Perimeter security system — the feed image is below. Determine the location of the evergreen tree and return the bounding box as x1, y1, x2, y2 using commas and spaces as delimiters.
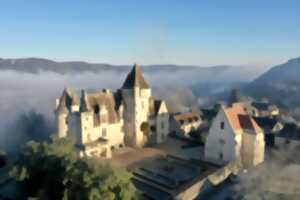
10, 136, 139, 200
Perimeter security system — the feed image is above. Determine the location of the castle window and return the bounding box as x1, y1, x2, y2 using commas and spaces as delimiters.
65, 118, 68, 124
220, 122, 225, 130
94, 105, 100, 114
161, 122, 164, 129
102, 128, 107, 137
141, 101, 144, 109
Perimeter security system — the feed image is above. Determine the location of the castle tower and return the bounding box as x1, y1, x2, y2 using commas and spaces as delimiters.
55, 89, 70, 138
121, 64, 151, 147
79, 90, 94, 144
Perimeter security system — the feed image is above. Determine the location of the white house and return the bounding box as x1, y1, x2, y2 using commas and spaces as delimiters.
170, 112, 202, 138
205, 103, 265, 168
55, 64, 169, 158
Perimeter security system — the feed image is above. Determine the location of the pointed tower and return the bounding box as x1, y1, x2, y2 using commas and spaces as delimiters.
79, 90, 94, 144
55, 89, 70, 138
121, 64, 151, 147
80, 90, 91, 112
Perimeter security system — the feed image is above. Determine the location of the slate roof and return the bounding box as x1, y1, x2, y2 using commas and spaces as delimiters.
149, 99, 165, 116
253, 117, 279, 131
200, 108, 218, 121
84, 90, 121, 124
278, 123, 300, 140
122, 63, 150, 89
57, 88, 79, 113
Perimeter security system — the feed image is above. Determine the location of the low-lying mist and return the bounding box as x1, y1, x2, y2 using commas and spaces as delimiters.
0, 69, 206, 152
233, 145, 300, 200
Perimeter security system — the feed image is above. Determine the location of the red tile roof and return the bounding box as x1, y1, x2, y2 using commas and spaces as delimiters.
224, 104, 262, 134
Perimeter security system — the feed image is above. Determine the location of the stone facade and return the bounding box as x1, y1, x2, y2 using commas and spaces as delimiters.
55, 64, 169, 158
205, 103, 265, 168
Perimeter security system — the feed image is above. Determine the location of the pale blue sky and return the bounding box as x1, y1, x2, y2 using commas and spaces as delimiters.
0, 0, 299, 67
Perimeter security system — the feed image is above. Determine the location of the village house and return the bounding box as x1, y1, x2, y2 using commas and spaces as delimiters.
170, 112, 202, 138
228, 89, 280, 118
55, 64, 169, 158
205, 103, 265, 168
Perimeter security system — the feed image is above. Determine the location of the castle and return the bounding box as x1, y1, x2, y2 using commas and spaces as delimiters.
55, 64, 169, 158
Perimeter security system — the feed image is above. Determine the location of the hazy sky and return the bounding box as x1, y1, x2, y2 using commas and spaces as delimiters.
0, 0, 299, 67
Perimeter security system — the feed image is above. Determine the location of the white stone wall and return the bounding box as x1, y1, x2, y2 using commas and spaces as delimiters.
205, 109, 241, 162
241, 131, 265, 168
252, 133, 265, 166
57, 113, 68, 138
80, 112, 94, 144
122, 88, 152, 147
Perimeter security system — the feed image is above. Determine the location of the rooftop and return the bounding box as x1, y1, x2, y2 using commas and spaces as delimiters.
122, 63, 150, 89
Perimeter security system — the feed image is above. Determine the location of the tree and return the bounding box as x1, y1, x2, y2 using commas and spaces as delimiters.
9, 136, 139, 200
0, 150, 6, 168
189, 129, 206, 145
140, 122, 151, 137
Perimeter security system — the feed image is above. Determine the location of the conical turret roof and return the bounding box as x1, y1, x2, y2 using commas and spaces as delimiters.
122, 63, 149, 89
57, 89, 70, 114
80, 90, 91, 112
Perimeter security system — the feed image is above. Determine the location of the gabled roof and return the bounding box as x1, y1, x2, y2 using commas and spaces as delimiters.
223, 104, 262, 134
149, 99, 166, 116
79, 90, 122, 124
122, 63, 150, 89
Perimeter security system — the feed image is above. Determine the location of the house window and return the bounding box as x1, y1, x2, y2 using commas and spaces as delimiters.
188, 118, 193, 123
102, 128, 107, 137
220, 122, 225, 130
219, 152, 223, 160
219, 139, 225, 145
179, 120, 184, 125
